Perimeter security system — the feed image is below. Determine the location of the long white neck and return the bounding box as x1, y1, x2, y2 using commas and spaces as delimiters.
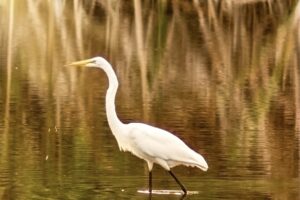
100, 63, 124, 134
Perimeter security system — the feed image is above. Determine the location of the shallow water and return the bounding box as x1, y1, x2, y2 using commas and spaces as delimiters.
0, 1, 299, 199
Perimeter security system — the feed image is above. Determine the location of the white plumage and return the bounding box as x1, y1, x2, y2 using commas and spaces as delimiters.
68, 57, 208, 195
124, 123, 208, 171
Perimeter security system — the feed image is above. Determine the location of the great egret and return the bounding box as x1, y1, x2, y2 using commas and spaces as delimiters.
67, 57, 208, 195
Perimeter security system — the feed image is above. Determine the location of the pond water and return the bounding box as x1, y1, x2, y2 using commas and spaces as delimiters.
0, 1, 299, 199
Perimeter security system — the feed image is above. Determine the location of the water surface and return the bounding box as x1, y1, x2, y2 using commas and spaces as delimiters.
0, 1, 299, 199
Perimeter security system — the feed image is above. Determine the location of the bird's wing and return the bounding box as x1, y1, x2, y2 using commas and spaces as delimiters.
126, 123, 202, 168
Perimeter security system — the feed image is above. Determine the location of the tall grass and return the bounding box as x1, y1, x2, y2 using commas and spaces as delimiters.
0, 1, 299, 198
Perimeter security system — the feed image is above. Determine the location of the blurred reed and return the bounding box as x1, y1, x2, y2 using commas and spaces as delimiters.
0, 2, 299, 197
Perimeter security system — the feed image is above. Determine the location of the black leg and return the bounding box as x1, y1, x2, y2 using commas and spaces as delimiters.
168, 170, 187, 195
179, 193, 187, 200
149, 171, 152, 193
149, 171, 152, 199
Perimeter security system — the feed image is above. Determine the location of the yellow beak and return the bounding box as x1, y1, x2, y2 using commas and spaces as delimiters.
66, 58, 94, 67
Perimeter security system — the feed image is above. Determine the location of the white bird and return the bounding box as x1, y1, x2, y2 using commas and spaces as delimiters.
67, 57, 208, 195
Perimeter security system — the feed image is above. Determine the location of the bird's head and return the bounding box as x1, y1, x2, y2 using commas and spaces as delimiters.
66, 56, 109, 69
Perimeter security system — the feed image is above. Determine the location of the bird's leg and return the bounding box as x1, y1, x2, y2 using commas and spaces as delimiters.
149, 171, 152, 194
168, 171, 187, 195
179, 193, 187, 200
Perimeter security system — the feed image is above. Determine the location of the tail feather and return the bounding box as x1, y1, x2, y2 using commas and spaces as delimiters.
191, 151, 208, 171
